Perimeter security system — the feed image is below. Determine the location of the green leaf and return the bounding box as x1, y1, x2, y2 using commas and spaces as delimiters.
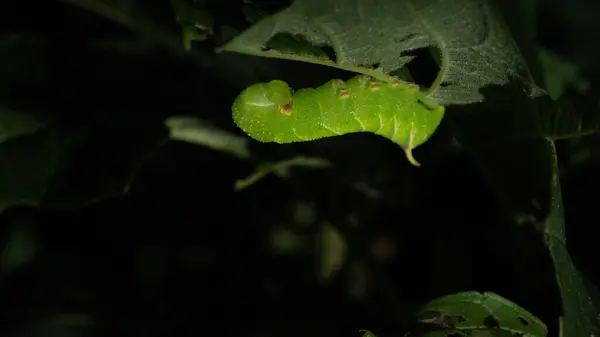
417, 291, 547, 336
263, 32, 332, 60
538, 91, 600, 140
317, 222, 347, 283
448, 84, 553, 226
0, 120, 166, 214
0, 215, 38, 279
454, 87, 600, 335
418, 328, 531, 336
0, 127, 59, 214
544, 142, 600, 337
165, 116, 251, 160
170, 0, 214, 51
218, 0, 538, 105
0, 107, 48, 144
42, 126, 168, 207
537, 47, 589, 100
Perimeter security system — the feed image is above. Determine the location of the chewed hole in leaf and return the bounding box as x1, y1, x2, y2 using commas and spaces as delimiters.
417, 310, 442, 323
440, 315, 467, 329
483, 315, 500, 328
517, 316, 530, 326
419, 311, 454, 327
399, 47, 440, 89
262, 32, 336, 62
418, 312, 465, 329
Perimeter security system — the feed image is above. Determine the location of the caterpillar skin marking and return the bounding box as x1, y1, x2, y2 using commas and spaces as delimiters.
232, 75, 445, 166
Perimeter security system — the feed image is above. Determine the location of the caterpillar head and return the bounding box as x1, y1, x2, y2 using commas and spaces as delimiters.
232, 80, 297, 143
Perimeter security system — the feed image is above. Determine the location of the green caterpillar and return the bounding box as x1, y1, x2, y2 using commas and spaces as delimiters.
231, 74, 445, 166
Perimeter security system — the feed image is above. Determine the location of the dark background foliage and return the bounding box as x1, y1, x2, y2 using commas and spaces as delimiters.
0, 0, 598, 336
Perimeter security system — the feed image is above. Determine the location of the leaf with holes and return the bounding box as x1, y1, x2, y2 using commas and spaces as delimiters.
417, 291, 547, 337
218, 0, 539, 105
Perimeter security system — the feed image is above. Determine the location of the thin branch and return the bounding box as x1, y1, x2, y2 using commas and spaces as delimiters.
215, 49, 399, 83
